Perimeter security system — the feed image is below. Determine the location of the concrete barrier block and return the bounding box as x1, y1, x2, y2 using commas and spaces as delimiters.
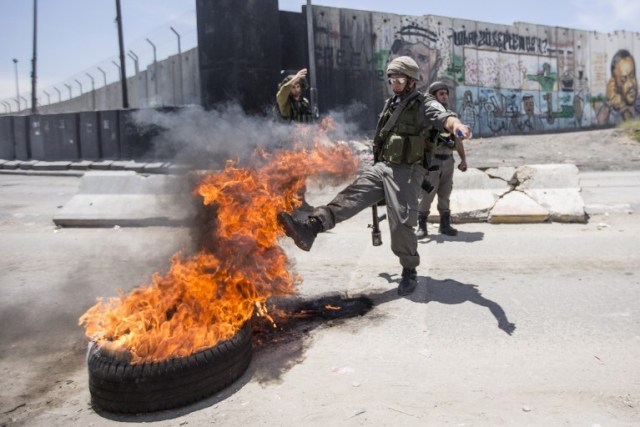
1, 160, 20, 170
524, 189, 586, 223
53, 171, 196, 227
110, 160, 138, 170
515, 164, 580, 190
33, 161, 71, 171
19, 160, 39, 170
69, 161, 93, 170
485, 167, 517, 183
143, 162, 168, 173
452, 168, 511, 190
489, 191, 549, 223
122, 162, 147, 173
448, 190, 502, 222
89, 160, 114, 170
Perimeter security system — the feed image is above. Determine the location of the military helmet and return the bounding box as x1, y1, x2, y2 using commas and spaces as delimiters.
428, 81, 450, 96
386, 56, 420, 80
278, 74, 308, 90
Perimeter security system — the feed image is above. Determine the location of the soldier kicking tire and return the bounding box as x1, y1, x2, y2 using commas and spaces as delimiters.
87, 321, 252, 414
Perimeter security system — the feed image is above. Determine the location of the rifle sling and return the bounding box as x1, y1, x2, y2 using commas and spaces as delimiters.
380, 91, 421, 136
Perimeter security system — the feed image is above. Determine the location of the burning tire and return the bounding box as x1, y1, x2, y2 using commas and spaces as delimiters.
87, 321, 252, 414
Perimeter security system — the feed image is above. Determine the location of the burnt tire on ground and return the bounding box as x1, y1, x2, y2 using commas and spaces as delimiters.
87, 321, 252, 414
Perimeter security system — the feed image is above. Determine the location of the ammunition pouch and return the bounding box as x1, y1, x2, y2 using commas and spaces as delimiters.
381, 134, 426, 165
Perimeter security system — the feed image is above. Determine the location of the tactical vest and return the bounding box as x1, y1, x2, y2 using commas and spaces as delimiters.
378, 96, 429, 165
288, 97, 314, 123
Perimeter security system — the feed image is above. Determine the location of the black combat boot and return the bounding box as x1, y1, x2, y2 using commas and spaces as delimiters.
277, 212, 324, 251
397, 267, 418, 296
439, 212, 458, 236
415, 214, 428, 239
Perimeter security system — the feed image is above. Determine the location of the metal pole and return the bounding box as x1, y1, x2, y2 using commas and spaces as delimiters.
170, 26, 183, 105
86, 73, 95, 110
2, 101, 10, 113
146, 38, 158, 99
112, 60, 121, 106
305, 0, 319, 119
74, 78, 83, 95
12, 59, 20, 111
43, 90, 50, 104
31, 0, 38, 113
97, 67, 107, 87
127, 50, 139, 74
115, 0, 129, 108
54, 87, 61, 102
20, 96, 28, 110
65, 83, 72, 99
128, 50, 146, 105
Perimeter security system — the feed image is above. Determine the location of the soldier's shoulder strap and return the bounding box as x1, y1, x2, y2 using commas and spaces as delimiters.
380, 91, 421, 136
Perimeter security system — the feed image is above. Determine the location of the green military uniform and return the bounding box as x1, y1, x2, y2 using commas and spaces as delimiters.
277, 56, 458, 296
309, 87, 453, 270
416, 81, 460, 237
275, 75, 314, 123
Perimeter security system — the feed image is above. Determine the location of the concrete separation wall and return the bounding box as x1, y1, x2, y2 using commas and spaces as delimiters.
286, 6, 640, 135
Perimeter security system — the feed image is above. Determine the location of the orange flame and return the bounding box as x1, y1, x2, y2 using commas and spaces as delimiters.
79, 125, 358, 363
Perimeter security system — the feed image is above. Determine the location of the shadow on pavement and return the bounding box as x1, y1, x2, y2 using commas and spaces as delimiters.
419, 230, 485, 244
95, 278, 514, 421
373, 273, 516, 336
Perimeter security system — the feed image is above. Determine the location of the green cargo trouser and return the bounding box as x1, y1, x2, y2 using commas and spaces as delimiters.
310, 161, 425, 269
418, 154, 454, 216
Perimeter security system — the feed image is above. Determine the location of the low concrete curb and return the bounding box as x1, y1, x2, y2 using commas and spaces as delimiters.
0, 158, 176, 174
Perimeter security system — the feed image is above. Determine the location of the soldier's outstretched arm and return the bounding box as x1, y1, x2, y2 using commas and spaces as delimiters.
444, 116, 472, 141
422, 95, 473, 141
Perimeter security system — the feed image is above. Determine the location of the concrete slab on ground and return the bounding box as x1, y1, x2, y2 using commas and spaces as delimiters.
514, 164, 585, 222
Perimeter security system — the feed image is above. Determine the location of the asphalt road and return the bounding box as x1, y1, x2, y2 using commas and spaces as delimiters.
0, 167, 639, 426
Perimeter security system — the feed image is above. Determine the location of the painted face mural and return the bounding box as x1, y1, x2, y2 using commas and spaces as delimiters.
598, 49, 638, 124
613, 56, 638, 107
386, 25, 443, 96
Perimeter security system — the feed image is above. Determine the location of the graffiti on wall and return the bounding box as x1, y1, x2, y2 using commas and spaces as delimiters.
451, 28, 548, 54
311, 6, 640, 135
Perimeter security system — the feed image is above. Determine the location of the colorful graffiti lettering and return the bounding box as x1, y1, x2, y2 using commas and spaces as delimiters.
451, 29, 548, 54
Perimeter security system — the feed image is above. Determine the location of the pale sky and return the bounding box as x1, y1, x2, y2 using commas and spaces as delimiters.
1, 0, 639, 106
